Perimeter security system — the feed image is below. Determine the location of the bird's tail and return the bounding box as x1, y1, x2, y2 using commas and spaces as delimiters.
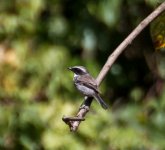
94, 94, 108, 109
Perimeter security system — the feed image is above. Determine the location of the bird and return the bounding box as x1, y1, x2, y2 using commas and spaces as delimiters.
68, 66, 108, 109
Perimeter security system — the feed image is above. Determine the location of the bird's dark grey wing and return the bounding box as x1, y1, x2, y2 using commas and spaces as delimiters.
75, 75, 99, 93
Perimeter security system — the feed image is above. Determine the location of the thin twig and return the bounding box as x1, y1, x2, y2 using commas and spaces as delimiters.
62, 2, 165, 131
96, 2, 165, 85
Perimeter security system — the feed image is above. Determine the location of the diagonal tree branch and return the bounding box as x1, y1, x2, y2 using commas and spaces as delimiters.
62, 2, 165, 132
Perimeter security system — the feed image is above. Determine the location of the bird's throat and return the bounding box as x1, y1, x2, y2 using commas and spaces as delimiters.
73, 74, 78, 81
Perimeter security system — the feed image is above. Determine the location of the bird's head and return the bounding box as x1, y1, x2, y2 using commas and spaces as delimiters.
68, 66, 88, 75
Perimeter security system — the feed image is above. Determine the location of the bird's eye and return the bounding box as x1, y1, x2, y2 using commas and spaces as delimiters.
74, 68, 82, 74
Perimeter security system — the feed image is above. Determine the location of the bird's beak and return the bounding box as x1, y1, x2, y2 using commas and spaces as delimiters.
67, 67, 72, 70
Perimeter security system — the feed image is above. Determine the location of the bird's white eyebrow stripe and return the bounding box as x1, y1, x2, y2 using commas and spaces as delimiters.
76, 67, 87, 72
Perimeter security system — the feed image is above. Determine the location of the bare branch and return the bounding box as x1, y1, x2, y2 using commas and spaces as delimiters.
62, 2, 165, 132
96, 2, 165, 85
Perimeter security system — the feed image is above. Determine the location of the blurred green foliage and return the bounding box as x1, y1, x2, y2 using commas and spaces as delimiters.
0, 0, 165, 149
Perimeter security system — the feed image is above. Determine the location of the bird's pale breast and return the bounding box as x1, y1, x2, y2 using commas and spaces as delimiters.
75, 83, 95, 96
